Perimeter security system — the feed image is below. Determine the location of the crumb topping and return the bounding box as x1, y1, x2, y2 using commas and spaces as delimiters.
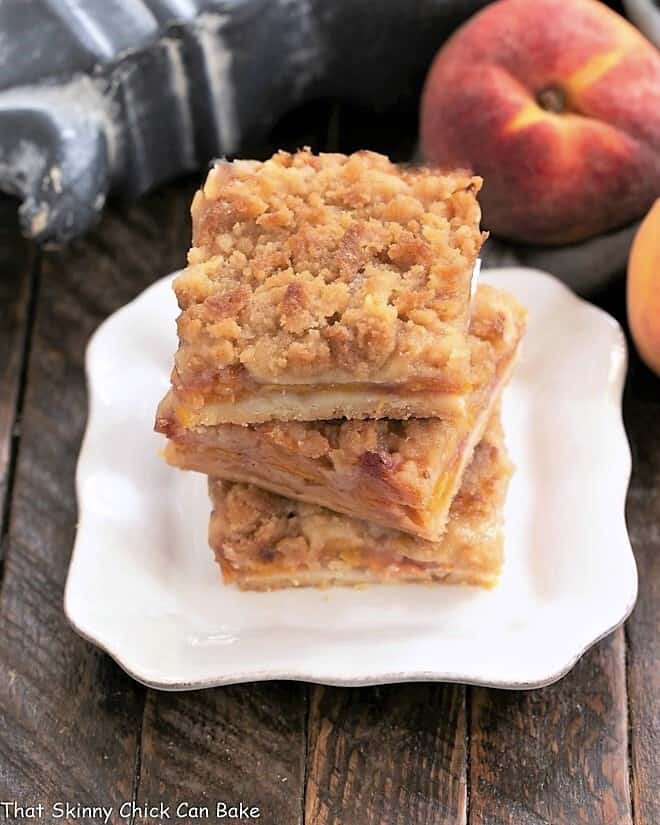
173, 149, 484, 393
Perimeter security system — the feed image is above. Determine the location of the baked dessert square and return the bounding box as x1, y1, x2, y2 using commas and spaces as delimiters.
160, 148, 485, 425
158, 285, 525, 540
208, 412, 512, 590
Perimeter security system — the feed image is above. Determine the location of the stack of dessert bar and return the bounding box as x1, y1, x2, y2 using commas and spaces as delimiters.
155, 149, 526, 591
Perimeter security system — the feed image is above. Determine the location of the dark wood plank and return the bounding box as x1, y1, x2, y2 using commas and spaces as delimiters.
305, 684, 467, 825
0, 183, 195, 817
135, 684, 307, 824
623, 355, 660, 825
469, 630, 632, 825
0, 196, 37, 540
112, 179, 310, 825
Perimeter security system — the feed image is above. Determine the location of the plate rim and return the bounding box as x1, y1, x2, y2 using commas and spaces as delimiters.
64, 266, 638, 691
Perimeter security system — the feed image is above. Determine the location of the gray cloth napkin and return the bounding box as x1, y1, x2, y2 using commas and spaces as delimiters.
482, 222, 638, 295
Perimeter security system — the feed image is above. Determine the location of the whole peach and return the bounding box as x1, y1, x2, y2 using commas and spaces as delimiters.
627, 199, 660, 375
420, 0, 660, 245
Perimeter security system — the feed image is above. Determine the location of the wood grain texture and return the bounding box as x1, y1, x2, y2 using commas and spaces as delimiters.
624, 355, 660, 825
135, 684, 307, 824
110, 177, 309, 824
305, 684, 467, 825
0, 196, 37, 540
0, 184, 194, 820
469, 630, 632, 825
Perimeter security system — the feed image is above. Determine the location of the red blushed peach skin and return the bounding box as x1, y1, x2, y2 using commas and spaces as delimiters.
628, 199, 660, 376
421, 0, 660, 245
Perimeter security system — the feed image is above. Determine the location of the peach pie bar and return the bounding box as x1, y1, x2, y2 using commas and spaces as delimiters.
157, 285, 525, 540
208, 413, 512, 590
160, 148, 485, 425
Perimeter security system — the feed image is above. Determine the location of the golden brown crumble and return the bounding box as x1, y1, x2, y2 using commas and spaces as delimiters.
170, 149, 485, 410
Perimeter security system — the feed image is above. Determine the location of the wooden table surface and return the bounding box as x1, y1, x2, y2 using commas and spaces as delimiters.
0, 174, 658, 824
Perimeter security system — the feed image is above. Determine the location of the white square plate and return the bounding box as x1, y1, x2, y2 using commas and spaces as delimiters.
65, 267, 637, 690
